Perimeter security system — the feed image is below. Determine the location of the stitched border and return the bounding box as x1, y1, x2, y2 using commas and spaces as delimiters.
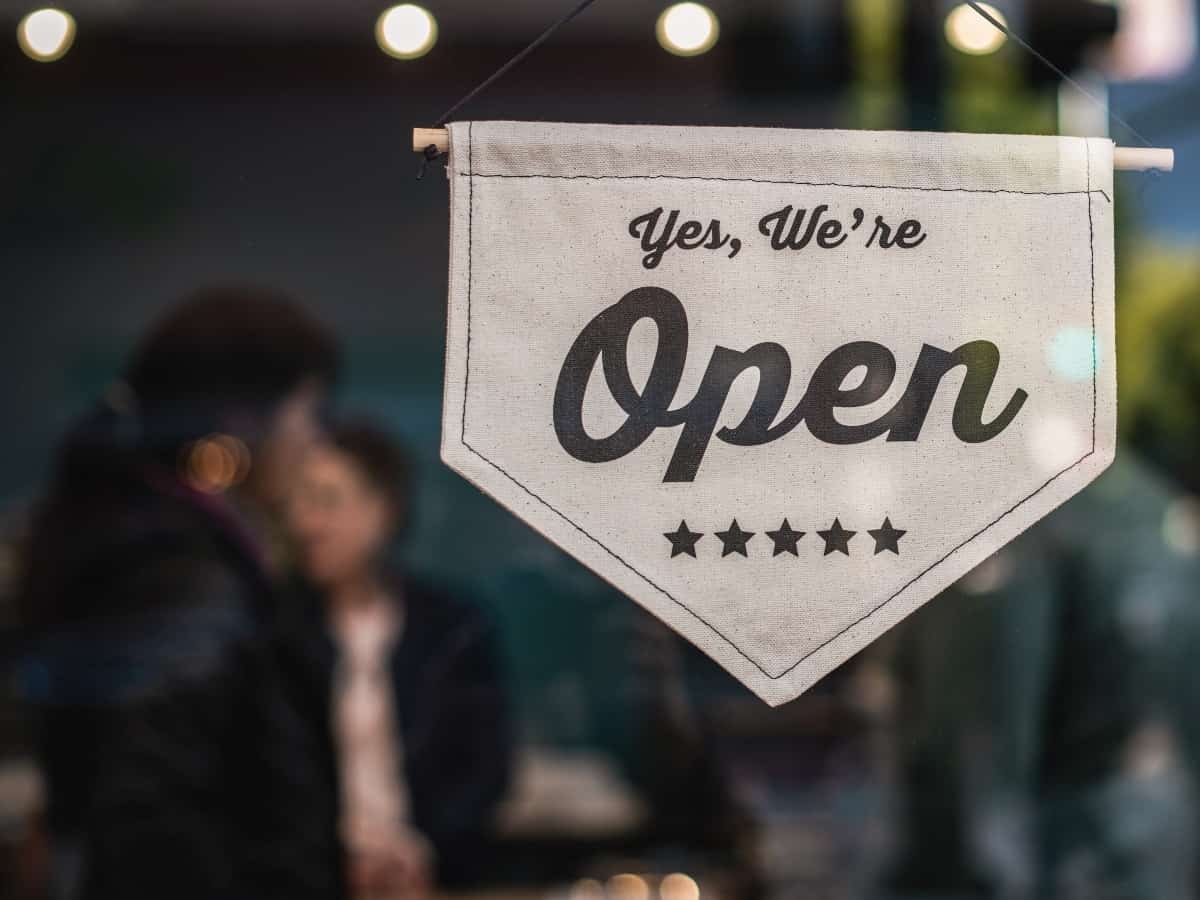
1087, 141, 1098, 452
461, 122, 474, 443
456, 136, 1101, 682
458, 171, 1111, 202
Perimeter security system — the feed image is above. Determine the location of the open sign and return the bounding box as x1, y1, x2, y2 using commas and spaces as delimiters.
439, 121, 1116, 705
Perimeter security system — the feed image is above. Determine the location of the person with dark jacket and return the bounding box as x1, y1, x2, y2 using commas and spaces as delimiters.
13, 286, 342, 900
884, 455, 1200, 900
279, 421, 512, 900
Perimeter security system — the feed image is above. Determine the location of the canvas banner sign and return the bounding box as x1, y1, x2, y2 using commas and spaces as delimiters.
440, 121, 1115, 706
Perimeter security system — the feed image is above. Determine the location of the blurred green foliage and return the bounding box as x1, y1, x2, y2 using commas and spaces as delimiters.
943, 25, 1057, 135
847, 0, 904, 129
1117, 245, 1200, 491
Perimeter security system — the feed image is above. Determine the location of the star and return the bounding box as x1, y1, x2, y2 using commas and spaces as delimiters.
868, 517, 906, 555
817, 518, 856, 556
765, 518, 805, 556
664, 520, 703, 558
715, 519, 755, 557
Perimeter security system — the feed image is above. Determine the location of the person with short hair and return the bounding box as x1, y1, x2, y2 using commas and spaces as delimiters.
280, 420, 513, 900
16, 285, 341, 900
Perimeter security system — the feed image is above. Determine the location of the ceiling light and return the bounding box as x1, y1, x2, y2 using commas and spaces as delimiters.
376, 4, 437, 60
18, 8, 75, 62
657, 3, 719, 57
945, 2, 1008, 56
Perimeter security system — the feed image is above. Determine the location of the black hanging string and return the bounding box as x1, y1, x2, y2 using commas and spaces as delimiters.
417, 0, 1158, 178
417, 0, 600, 178
963, 0, 1155, 149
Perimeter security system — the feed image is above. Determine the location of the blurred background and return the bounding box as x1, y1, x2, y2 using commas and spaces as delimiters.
2, 1, 1199, 899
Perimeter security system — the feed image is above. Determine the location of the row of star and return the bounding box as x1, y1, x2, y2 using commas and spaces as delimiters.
664, 517, 906, 558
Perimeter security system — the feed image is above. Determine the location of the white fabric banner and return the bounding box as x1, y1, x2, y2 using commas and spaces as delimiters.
440, 121, 1115, 706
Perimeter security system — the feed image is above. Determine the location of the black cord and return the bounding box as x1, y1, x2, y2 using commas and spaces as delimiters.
417, 0, 600, 178
417, 141, 443, 180
417, 0, 1157, 179
963, 0, 1155, 149
434, 0, 600, 127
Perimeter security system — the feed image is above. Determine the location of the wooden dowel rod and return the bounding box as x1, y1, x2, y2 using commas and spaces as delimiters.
1112, 146, 1174, 172
412, 127, 1173, 172
414, 127, 448, 154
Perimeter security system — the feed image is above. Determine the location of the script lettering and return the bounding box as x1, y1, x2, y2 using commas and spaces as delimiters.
553, 286, 1027, 482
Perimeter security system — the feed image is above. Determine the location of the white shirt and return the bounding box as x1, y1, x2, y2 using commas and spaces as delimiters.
331, 597, 410, 851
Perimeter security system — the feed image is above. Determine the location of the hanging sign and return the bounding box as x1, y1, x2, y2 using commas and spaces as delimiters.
440, 121, 1115, 705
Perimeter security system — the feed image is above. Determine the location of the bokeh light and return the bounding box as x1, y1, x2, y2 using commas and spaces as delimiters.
656, 3, 719, 57
607, 874, 650, 900
1027, 414, 1087, 474
1162, 498, 1200, 557
183, 434, 251, 493
1047, 325, 1100, 381
17, 8, 76, 62
944, 2, 1008, 55
568, 879, 607, 900
958, 550, 1015, 594
376, 4, 437, 60
659, 873, 700, 900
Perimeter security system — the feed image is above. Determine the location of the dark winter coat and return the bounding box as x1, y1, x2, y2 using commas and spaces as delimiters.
274, 575, 514, 893
14, 410, 334, 900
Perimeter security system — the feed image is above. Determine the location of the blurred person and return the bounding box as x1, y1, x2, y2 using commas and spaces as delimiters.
883, 453, 1200, 900
883, 261, 1200, 900
279, 420, 513, 900
12, 286, 341, 900
616, 615, 765, 899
